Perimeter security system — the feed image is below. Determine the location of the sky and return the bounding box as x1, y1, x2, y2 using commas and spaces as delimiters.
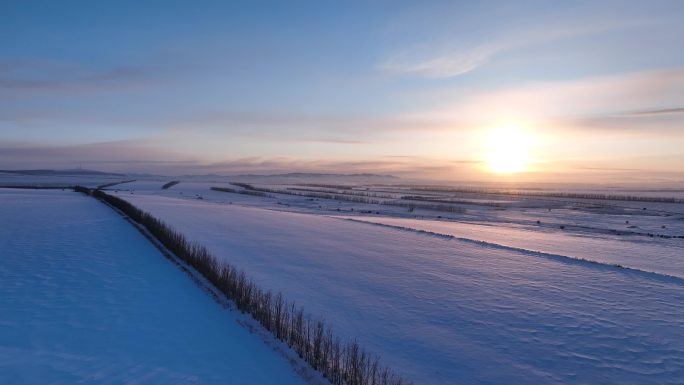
1, 0, 683, 183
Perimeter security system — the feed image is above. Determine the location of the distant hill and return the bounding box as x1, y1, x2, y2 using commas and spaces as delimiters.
0, 169, 126, 177
233, 172, 399, 179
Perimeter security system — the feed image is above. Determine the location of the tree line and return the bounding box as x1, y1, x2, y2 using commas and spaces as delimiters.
400, 195, 502, 208
220, 183, 467, 215
74, 185, 414, 385
210, 186, 237, 193
288, 187, 396, 199
301, 183, 354, 190
410, 186, 684, 204
212, 186, 271, 197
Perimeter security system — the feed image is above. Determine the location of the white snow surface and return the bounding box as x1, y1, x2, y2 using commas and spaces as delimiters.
118, 193, 684, 385
0, 189, 310, 385
333, 216, 684, 279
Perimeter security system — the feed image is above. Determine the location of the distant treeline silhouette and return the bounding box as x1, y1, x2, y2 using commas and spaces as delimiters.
411, 186, 684, 204
210, 186, 237, 193
214, 185, 271, 197
228, 183, 378, 203
97, 179, 136, 190
223, 183, 466, 214
288, 187, 396, 199
74, 185, 413, 385
400, 195, 503, 208
301, 183, 354, 190
391, 201, 466, 214
162, 181, 180, 189
230, 182, 257, 190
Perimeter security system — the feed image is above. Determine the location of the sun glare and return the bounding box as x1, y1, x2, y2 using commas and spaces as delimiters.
485, 125, 534, 174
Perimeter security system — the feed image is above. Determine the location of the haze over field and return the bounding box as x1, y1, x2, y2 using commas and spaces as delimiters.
2, 1, 683, 183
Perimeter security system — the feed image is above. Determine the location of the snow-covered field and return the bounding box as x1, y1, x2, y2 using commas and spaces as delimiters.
117, 192, 684, 385
4, 174, 684, 385
0, 189, 310, 385
333, 215, 684, 279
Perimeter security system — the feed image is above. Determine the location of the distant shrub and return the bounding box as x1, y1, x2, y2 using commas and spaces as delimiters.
240, 190, 270, 197
211, 187, 237, 193
162, 181, 180, 189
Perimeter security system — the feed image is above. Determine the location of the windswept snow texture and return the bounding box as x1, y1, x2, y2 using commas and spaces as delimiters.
119, 194, 684, 385
0, 189, 308, 385
334, 216, 684, 279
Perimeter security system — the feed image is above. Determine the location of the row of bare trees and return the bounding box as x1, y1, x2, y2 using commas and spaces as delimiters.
411, 186, 684, 204
212, 186, 271, 197
401, 195, 502, 208
301, 183, 354, 190
392, 201, 466, 214
220, 183, 467, 215
210, 186, 237, 193
229, 182, 258, 190
75, 186, 413, 385
288, 187, 396, 199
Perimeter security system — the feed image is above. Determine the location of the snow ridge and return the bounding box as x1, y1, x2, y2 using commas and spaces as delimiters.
337, 217, 684, 285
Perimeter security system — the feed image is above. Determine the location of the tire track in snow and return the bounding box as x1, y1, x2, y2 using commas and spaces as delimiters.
335, 217, 684, 285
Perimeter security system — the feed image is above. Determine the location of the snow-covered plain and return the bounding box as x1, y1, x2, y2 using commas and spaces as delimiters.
118, 192, 684, 385
333, 215, 684, 279
0, 189, 310, 385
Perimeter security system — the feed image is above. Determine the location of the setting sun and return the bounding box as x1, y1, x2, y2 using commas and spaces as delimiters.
485, 125, 534, 174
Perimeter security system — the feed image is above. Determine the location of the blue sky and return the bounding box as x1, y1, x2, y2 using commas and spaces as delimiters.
1, 0, 683, 181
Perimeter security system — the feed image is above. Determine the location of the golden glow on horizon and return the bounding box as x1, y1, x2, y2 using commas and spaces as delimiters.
484, 124, 534, 174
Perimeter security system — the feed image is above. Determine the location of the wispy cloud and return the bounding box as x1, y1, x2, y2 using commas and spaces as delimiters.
163, 110, 460, 143
0, 139, 475, 179
0, 140, 196, 172
0, 59, 179, 97
378, 18, 647, 79
200, 156, 472, 178
627, 106, 684, 116
379, 44, 497, 78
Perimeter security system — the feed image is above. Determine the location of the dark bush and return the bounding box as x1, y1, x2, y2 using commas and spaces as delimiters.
162, 181, 180, 189
210, 187, 237, 193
